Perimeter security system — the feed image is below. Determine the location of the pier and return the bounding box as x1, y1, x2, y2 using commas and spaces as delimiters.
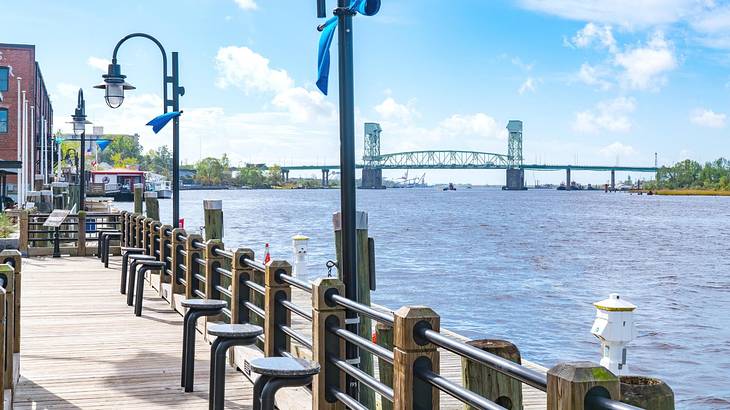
0, 203, 673, 409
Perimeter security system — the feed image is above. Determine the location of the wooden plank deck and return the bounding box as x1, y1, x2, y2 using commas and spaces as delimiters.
13, 256, 546, 409
14, 256, 255, 409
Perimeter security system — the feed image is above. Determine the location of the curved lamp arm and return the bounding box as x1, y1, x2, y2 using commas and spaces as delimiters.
111, 33, 169, 113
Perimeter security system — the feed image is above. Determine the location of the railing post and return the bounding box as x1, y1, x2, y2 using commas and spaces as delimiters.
264, 260, 291, 357
205, 240, 226, 335
159, 224, 173, 301
18, 210, 28, 255
185, 234, 204, 300
393, 306, 440, 410
230, 248, 254, 326
0, 285, 5, 408
0, 264, 15, 392
546, 362, 620, 410
0, 251, 22, 355
461, 339, 523, 410
170, 228, 187, 311
203, 199, 223, 241
312, 277, 346, 410
376, 323, 393, 410
149, 220, 162, 292
120, 211, 128, 246
143, 218, 153, 256
77, 211, 86, 256
135, 214, 144, 249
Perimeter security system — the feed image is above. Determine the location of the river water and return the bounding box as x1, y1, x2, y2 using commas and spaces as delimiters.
116, 188, 730, 408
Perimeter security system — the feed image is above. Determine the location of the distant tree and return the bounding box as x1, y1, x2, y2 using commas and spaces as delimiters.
266, 164, 283, 186
237, 166, 267, 188
142, 145, 173, 177
99, 135, 143, 167
195, 157, 224, 185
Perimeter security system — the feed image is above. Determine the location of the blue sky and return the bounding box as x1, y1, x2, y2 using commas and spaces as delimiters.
5, 0, 730, 184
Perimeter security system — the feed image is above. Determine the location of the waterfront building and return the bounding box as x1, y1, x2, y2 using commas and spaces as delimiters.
0, 43, 54, 196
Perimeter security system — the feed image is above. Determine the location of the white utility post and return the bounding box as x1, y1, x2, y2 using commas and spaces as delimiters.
16, 77, 21, 202
291, 234, 310, 277
30, 105, 35, 190
591, 293, 637, 375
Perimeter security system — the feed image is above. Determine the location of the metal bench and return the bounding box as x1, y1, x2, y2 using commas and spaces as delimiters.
100, 231, 122, 268
120, 247, 146, 294
251, 357, 320, 410
207, 323, 263, 410
133, 260, 167, 316
179, 299, 227, 393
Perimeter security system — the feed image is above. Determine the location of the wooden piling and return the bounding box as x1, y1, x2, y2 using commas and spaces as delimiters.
376, 323, 393, 410
393, 306, 440, 410
203, 200, 223, 241
546, 361, 620, 410
333, 211, 375, 408
312, 277, 346, 410
263, 260, 292, 357
461, 339, 523, 410
620, 376, 674, 410
133, 183, 144, 214
144, 192, 159, 221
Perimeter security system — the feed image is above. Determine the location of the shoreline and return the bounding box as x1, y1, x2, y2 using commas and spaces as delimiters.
651, 189, 730, 196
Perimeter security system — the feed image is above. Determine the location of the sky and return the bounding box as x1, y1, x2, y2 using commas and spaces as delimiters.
4, 0, 730, 185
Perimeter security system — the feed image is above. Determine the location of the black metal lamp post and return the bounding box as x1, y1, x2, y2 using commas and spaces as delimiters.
70, 89, 91, 211
95, 33, 184, 227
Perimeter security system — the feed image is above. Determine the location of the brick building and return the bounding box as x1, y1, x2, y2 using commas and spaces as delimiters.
0, 43, 53, 197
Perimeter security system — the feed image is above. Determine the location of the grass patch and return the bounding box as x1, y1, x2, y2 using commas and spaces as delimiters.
653, 189, 730, 196
0, 213, 17, 238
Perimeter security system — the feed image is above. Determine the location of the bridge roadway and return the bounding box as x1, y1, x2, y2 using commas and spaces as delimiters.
281, 163, 658, 172
14, 256, 549, 409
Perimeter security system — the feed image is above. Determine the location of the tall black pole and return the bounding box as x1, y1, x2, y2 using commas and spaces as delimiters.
79, 130, 85, 212
171, 52, 181, 228
336, 0, 360, 399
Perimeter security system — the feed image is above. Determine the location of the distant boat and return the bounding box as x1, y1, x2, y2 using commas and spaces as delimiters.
148, 179, 172, 199
443, 182, 456, 191
89, 169, 145, 202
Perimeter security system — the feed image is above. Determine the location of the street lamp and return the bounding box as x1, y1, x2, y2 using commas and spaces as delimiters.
95, 33, 184, 227
69, 89, 91, 211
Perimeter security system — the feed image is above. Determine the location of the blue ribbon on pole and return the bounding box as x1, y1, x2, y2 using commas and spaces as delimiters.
316, 0, 380, 95
146, 111, 182, 134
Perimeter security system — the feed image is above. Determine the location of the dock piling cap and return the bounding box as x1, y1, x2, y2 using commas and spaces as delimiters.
292, 234, 309, 241
594, 293, 636, 312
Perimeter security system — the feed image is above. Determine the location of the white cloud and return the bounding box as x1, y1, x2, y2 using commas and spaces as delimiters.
87, 57, 110, 72
599, 142, 638, 158
437, 113, 504, 139
613, 31, 677, 90
214, 46, 334, 123
510, 57, 534, 71
573, 97, 636, 134
570, 23, 617, 52
234, 0, 258, 10
576, 63, 612, 90
518, 77, 538, 94
690, 108, 727, 128
375, 97, 419, 123
54, 82, 80, 101
518, 0, 698, 27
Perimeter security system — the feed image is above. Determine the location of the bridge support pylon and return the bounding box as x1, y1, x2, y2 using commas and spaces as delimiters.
504, 168, 525, 190
610, 170, 615, 191
360, 168, 383, 189
321, 169, 329, 188
566, 168, 571, 191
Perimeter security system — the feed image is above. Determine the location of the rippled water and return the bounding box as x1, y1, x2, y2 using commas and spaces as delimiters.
117, 188, 730, 408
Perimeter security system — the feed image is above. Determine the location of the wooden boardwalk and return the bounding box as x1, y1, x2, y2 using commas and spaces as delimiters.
15, 257, 254, 409
13, 256, 546, 409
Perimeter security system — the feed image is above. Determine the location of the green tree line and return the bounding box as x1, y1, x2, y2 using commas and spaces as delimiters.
648, 158, 730, 190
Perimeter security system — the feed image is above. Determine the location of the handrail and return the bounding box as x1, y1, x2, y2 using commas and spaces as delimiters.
243, 256, 266, 272
192, 239, 205, 250
329, 387, 368, 410
277, 272, 312, 294
329, 293, 394, 326
245, 280, 265, 295
328, 324, 393, 364
193, 257, 206, 267
329, 355, 394, 402
279, 324, 313, 350
279, 299, 312, 322
418, 327, 547, 391
587, 396, 643, 410
216, 285, 232, 298
244, 301, 265, 319
417, 367, 505, 410
214, 266, 232, 279
212, 247, 233, 259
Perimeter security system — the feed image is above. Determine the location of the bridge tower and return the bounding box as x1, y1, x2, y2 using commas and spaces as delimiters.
361, 122, 384, 189
505, 120, 526, 190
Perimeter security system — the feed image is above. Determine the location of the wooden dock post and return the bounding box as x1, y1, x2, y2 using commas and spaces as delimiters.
0, 264, 14, 391
133, 183, 144, 214
158, 225, 173, 301
76, 211, 86, 256
546, 362, 620, 410
135, 215, 144, 249
184, 234, 204, 301
149, 220, 162, 291
620, 376, 674, 410
203, 200, 223, 241
144, 192, 159, 221
18, 210, 28, 254
393, 306, 440, 410
263, 260, 291, 357
0, 286, 5, 408
230, 248, 254, 326
121, 211, 128, 246
0, 251, 21, 354
461, 339, 523, 410
205, 239, 226, 334
376, 322, 393, 410
170, 228, 187, 311
333, 211, 375, 408
312, 277, 346, 410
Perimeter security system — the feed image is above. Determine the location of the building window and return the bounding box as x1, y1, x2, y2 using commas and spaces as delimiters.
0, 109, 7, 133
0, 67, 8, 92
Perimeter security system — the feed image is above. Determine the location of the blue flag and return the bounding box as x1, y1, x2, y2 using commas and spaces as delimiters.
96, 140, 111, 151
146, 111, 182, 134
316, 0, 380, 95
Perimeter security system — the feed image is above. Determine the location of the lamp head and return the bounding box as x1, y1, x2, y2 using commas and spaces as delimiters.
94, 63, 136, 109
